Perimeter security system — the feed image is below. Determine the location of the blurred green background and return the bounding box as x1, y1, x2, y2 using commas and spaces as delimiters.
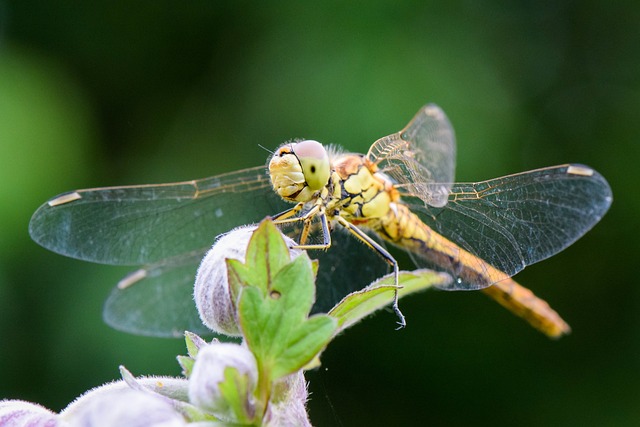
0, 1, 638, 426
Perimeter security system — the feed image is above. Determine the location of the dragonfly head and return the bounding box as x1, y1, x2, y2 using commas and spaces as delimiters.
269, 140, 331, 202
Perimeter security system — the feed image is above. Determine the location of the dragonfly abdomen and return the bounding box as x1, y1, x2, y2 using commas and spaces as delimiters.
376, 203, 571, 337
377, 203, 499, 287
482, 280, 570, 338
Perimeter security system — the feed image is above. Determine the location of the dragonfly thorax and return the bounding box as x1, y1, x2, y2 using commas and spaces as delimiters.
269, 140, 331, 203
329, 154, 400, 222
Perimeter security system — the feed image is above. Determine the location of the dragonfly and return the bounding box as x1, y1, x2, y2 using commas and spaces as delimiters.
29, 104, 612, 338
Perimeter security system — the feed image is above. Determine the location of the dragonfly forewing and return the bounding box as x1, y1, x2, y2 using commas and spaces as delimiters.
29, 166, 281, 265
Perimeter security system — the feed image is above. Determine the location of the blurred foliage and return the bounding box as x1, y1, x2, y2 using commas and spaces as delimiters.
0, 1, 638, 426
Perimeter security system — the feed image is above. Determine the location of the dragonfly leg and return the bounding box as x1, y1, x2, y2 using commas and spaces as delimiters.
335, 216, 405, 329
298, 205, 318, 245
273, 204, 332, 250
295, 210, 331, 248
272, 202, 305, 221
290, 209, 333, 250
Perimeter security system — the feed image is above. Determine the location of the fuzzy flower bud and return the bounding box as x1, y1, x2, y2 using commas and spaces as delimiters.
264, 371, 312, 427
194, 224, 301, 335
0, 400, 65, 427
188, 342, 258, 423
61, 387, 186, 427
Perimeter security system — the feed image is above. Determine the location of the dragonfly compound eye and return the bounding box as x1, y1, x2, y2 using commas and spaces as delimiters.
292, 140, 330, 191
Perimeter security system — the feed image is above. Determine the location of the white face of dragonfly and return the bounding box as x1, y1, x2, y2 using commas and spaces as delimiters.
268, 140, 331, 203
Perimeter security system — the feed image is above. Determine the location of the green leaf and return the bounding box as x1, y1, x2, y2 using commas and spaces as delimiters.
218, 366, 256, 424
177, 355, 195, 378
184, 331, 208, 359
239, 257, 334, 375
270, 314, 336, 379
226, 258, 252, 304
233, 222, 337, 383
244, 219, 291, 292
329, 269, 452, 333
226, 219, 295, 303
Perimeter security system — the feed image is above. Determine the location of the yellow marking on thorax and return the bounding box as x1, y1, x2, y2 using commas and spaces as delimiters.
361, 191, 392, 218
332, 154, 399, 221
342, 166, 376, 194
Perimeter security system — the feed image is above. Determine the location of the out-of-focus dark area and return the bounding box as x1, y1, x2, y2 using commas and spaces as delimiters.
0, 1, 637, 425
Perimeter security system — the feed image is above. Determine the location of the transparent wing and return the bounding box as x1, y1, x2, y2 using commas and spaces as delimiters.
402, 164, 612, 287
29, 166, 285, 266
367, 104, 456, 208
103, 250, 212, 337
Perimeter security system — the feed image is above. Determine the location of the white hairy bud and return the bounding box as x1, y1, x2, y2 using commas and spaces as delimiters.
264, 371, 312, 427
188, 342, 258, 422
61, 386, 186, 427
0, 400, 65, 427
